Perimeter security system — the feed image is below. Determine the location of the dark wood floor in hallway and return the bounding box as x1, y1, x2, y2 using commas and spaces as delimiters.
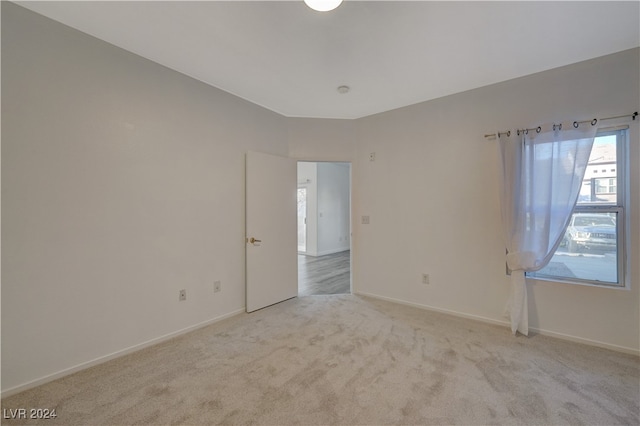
298, 250, 350, 296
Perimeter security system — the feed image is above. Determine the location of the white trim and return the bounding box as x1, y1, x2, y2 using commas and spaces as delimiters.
1, 308, 245, 398
355, 291, 639, 357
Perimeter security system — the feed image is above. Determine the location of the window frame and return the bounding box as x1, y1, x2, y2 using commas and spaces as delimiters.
526, 128, 629, 288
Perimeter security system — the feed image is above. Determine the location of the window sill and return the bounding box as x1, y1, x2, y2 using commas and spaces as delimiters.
525, 274, 629, 290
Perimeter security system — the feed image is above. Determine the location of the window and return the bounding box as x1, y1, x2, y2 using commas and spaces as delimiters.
595, 178, 616, 194
528, 129, 628, 287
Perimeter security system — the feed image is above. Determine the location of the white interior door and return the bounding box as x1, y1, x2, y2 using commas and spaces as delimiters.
246, 151, 297, 312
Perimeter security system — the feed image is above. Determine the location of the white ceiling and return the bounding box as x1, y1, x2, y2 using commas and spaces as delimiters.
16, 1, 640, 119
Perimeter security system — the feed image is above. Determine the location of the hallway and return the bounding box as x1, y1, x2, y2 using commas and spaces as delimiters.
298, 250, 350, 296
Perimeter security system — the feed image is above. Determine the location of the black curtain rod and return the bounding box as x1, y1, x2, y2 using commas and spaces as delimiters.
484, 111, 638, 139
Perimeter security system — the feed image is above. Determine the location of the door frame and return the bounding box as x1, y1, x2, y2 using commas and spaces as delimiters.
297, 185, 309, 254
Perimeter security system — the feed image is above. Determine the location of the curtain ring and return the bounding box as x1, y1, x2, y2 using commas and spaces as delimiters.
573, 121, 579, 128
591, 118, 598, 126
525, 129, 529, 135
507, 130, 511, 137
517, 129, 521, 136
536, 126, 541, 133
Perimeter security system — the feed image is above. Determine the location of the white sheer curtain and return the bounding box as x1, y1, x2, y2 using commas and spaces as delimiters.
497, 125, 597, 335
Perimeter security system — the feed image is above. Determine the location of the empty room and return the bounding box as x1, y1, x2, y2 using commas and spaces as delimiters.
2, 1, 639, 425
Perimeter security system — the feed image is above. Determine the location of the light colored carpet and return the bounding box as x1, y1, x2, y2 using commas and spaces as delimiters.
2, 295, 638, 425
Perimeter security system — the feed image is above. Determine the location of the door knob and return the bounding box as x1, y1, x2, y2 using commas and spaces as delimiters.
248, 237, 261, 244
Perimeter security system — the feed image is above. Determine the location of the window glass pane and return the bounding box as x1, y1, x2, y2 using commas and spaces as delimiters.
526, 130, 625, 287
532, 211, 618, 284
578, 135, 617, 205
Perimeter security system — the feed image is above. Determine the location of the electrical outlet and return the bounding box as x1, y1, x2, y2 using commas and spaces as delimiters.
214, 281, 221, 293
179, 289, 187, 301
369, 152, 376, 162
361, 215, 370, 225
422, 274, 430, 285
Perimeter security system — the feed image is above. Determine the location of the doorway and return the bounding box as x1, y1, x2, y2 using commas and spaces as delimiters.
297, 161, 351, 296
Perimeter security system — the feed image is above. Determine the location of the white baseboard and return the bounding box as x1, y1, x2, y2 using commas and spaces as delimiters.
5, 293, 637, 398
1, 308, 246, 398
355, 291, 639, 357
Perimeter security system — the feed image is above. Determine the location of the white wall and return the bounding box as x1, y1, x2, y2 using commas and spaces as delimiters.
2, 3, 289, 393
317, 163, 351, 255
352, 48, 640, 353
287, 118, 357, 162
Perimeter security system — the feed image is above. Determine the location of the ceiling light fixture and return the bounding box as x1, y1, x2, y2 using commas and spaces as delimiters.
304, 0, 343, 12
337, 85, 350, 94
